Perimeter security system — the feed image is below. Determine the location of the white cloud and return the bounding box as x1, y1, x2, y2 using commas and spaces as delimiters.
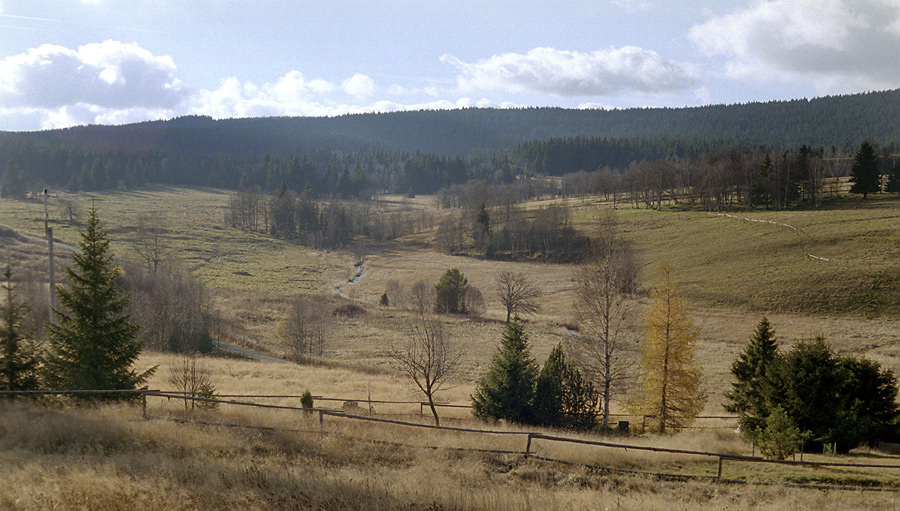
192, 73, 339, 119
689, 0, 900, 91
0, 40, 562, 130
0, 40, 187, 112
441, 46, 698, 97
341, 73, 376, 99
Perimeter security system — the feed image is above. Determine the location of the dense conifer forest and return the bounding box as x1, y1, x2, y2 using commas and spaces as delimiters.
0, 89, 897, 196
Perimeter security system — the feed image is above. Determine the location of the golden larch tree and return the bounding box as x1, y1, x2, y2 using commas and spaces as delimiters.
633, 263, 705, 433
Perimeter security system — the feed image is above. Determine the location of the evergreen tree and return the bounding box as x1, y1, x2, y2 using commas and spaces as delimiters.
533, 344, 601, 431
766, 338, 845, 450
0, 264, 41, 392
471, 318, 538, 424
44, 207, 154, 398
434, 268, 469, 314
1, 160, 28, 199
533, 344, 567, 428
750, 154, 772, 208
848, 141, 881, 198
632, 264, 706, 433
561, 360, 600, 431
755, 406, 801, 460
886, 158, 900, 196
725, 317, 779, 442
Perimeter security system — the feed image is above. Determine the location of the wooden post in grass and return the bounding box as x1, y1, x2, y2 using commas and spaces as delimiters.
319, 410, 324, 427
525, 434, 533, 457
716, 457, 723, 483
142, 390, 147, 420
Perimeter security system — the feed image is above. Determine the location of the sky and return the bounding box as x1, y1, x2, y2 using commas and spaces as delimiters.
0, 0, 898, 132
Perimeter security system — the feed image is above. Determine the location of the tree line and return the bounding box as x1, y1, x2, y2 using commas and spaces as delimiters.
2, 89, 897, 201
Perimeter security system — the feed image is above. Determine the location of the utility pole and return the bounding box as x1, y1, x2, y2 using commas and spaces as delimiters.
43, 189, 56, 321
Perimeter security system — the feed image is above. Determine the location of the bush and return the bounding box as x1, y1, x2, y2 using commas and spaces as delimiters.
301, 389, 314, 415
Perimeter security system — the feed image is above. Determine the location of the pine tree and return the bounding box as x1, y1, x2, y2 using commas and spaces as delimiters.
632, 264, 706, 433
0, 264, 41, 392
848, 141, 881, 198
471, 318, 537, 424
44, 207, 154, 399
725, 317, 779, 442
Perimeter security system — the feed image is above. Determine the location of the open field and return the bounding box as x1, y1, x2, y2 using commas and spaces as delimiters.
2, 187, 899, 414
3, 358, 900, 510
2, 186, 900, 507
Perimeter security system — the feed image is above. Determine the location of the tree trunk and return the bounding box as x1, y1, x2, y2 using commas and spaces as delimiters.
427, 393, 440, 426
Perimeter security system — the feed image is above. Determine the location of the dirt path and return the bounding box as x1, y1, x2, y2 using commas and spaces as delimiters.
214, 338, 292, 365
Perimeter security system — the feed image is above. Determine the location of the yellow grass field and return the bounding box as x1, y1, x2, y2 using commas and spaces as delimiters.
2, 186, 900, 508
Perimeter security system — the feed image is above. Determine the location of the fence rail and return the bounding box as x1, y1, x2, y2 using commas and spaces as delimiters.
7, 389, 900, 492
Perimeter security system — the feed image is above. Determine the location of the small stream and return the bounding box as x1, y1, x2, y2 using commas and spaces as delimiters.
335, 263, 366, 295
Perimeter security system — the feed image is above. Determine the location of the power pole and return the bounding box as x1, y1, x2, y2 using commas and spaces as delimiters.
43, 189, 56, 321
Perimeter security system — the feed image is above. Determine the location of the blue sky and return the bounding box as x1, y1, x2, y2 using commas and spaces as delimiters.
0, 0, 897, 131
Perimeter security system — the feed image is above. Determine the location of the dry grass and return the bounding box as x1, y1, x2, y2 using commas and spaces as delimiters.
2, 385, 900, 510
3, 186, 900, 507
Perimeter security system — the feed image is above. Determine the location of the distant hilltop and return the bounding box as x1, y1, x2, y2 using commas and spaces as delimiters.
8, 89, 898, 157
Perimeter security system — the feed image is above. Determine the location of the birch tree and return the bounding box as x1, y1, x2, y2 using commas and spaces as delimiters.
572, 215, 637, 429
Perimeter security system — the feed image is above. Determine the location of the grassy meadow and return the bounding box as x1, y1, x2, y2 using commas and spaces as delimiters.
2, 185, 900, 507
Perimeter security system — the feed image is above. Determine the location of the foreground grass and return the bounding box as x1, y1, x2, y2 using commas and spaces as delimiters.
2, 392, 899, 510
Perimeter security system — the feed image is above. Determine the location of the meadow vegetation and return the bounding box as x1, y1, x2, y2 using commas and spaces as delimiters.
1, 183, 899, 507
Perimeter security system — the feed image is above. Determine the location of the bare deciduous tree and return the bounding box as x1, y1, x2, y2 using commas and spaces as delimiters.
123, 264, 216, 353
495, 271, 541, 323
133, 212, 169, 273
278, 296, 328, 359
573, 213, 638, 429
57, 196, 81, 222
408, 279, 434, 315
389, 317, 461, 426
168, 353, 216, 413
463, 285, 485, 317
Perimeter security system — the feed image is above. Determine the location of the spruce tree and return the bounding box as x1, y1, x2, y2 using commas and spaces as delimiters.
724, 317, 779, 442
534, 344, 600, 431
471, 318, 537, 424
44, 207, 153, 398
0, 264, 41, 392
533, 344, 567, 428
886, 158, 900, 196
848, 141, 881, 198
434, 268, 468, 314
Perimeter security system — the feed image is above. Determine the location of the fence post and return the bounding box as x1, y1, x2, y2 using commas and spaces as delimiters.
420, 402, 424, 416
319, 410, 324, 427
525, 434, 533, 457
141, 390, 147, 420
716, 457, 723, 483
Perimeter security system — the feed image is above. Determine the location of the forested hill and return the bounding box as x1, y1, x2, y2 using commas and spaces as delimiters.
10, 89, 900, 156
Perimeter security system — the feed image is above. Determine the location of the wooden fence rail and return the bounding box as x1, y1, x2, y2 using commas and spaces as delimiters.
7, 389, 899, 491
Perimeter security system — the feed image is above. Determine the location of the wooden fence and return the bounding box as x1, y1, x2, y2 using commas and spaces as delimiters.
5, 389, 900, 492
